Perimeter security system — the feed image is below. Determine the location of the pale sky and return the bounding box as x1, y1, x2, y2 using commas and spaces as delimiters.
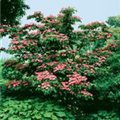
1, 0, 120, 59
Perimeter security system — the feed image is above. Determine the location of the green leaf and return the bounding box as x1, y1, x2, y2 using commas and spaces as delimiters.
56, 112, 66, 117
44, 112, 53, 118
0, 114, 4, 117
53, 106, 60, 111
51, 115, 59, 120
34, 114, 42, 119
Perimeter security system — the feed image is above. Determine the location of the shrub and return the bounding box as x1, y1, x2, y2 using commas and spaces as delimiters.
0, 7, 118, 120
0, 7, 114, 99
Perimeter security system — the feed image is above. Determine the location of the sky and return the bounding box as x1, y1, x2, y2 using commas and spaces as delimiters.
1, 0, 120, 59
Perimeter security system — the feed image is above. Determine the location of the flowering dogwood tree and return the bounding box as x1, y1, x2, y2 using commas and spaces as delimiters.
0, 7, 116, 100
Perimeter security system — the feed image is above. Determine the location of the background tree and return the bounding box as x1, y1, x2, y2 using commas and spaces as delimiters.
106, 14, 120, 40
1, 0, 29, 25
106, 14, 120, 28
0, 0, 29, 52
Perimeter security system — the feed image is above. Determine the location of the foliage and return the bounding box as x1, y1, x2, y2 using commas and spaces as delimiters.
106, 14, 120, 28
109, 27, 120, 41
81, 110, 120, 120
0, 59, 6, 79
0, 97, 74, 120
1, 0, 29, 25
0, 7, 114, 99
74, 40, 120, 120
92, 40, 120, 101
0, 7, 119, 120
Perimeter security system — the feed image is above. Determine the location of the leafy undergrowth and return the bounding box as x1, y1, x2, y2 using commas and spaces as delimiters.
0, 96, 75, 120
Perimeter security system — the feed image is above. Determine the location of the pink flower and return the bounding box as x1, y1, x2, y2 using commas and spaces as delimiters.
58, 14, 64, 18
114, 40, 118, 42
38, 82, 52, 89
31, 30, 40, 35
23, 55, 28, 59
47, 15, 55, 19
61, 82, 70, 91
37, 64, 46, 69
67, 66, 72, 71
37, 24, 45, 28
83, 36, 87, 39
72, 16, 82, 20
82, 64, 94, 68
62, 53, 66, 56
7, 29, 10, 32
68, 72, 87, 85
36, 59, 43, 63
38, 54, 43, 58
28, 27, 32, 30
47, 61, 59, 66
11, 46, 17, 51
23, 22, 35, 28
60, 35, 68, 42
17, 45, 24, 49
111, 43, 117, 48
35, 71, 57, 81
51, 20, 60, 24
53, 63, 67, 72
48, 75, 57, 80
99, 56, 106, 60
13, 37, 19, 40
107, 35, 112, 38
0, 29, 5, 32
95, 63, 101, 66
11, 41, 19, 44
5, 81, 26, 88
91, 69, 95, 73
23, 81, 29, 86
34, 11, 41, 15
78, 91, 93, 96
46, 29, 52, 33
2, 25, 8, 27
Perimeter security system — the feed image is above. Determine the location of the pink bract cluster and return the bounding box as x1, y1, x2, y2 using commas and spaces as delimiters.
86, 21, 105, 26
58, 13, 64, 18
35, 71, 57, 81
67, 72, 87, 85
23, 22, 35, 28
47, 61, 59, 66
72, 15, 82, 20
53, 63, 67, 72
60, 72, 92, 96
79, 90, 93, 96
0, 28, 5, 32
6, 81, 28, 88
38, 82, 52, 89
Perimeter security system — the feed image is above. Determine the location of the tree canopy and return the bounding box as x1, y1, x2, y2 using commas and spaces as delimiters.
1, 0, 29, 25
106, 14, 120, 27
